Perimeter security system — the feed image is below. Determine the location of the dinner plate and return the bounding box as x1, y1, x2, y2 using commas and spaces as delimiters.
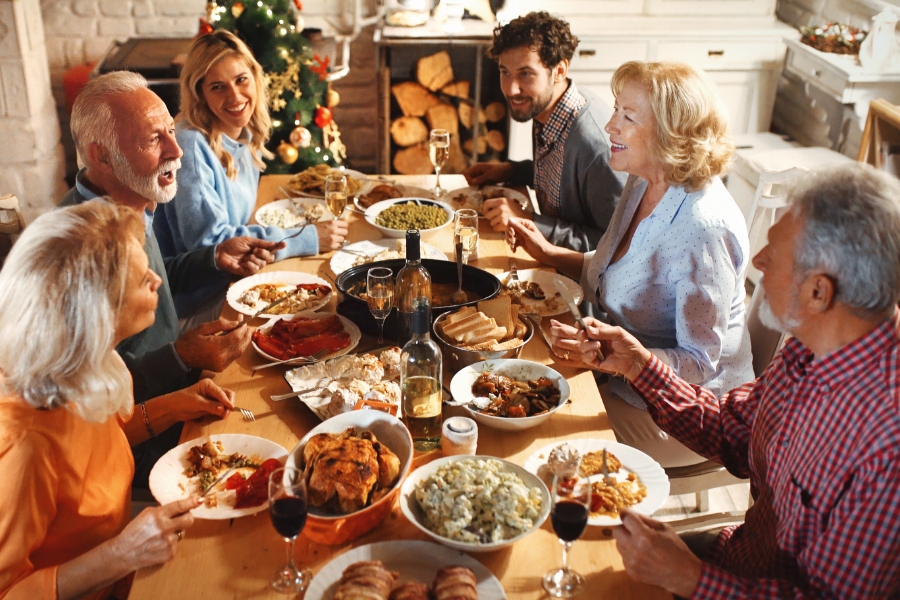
496, 269, 583, 317
305, 540, 506, 600
254, 198, 332, 228
448, 185, 530, 214
251, 313, 361, 363
225, 271, 332, 318
330, 239, 447, 274
148, 434, 288, 520
287, 168, 368, 199
353, 182, 435, 211
523, 438, 670, 526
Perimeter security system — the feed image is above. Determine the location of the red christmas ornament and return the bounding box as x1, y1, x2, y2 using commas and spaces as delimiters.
293, 0, 303, 10
310, 54, 330, 81
314, 106, 333, 129
197, 18, 214, 36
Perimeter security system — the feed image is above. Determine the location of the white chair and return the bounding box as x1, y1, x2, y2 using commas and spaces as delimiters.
744, 168, 805, 286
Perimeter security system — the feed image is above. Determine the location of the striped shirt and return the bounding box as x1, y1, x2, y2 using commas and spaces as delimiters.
533, 82, 586, 218
633, 310, 900, 598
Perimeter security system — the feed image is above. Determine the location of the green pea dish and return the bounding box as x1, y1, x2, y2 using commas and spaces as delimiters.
364, 198, 455, 239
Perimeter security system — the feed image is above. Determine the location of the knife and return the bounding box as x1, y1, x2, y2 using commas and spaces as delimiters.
217, 288, 302, 336
553, 278, 604, 361
199, 467, 236, 497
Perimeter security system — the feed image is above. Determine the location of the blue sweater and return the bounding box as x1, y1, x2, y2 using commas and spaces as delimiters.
154, 123, 318, 261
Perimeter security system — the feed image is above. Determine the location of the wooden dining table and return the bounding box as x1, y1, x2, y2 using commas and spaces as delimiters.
128, 173, 671, 600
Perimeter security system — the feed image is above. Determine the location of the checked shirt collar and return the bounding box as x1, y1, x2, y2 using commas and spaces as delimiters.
533, 81, 585, 218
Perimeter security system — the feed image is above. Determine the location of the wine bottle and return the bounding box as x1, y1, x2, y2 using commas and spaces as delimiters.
395, 229, 431, 348
400, 297, 443, 452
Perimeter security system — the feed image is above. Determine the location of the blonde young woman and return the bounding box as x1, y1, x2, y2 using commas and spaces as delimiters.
511, 61, 754, 468
154, 31, 347, 261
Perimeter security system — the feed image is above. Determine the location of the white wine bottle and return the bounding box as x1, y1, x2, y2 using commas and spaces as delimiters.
395, 229, 431, 348
400, 297, 442, 452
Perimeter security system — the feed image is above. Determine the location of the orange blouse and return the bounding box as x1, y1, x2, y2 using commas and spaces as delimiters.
0, 393, 134, 600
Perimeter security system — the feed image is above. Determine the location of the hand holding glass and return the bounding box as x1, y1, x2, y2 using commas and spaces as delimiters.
543, 475, 592, 598
325, 173, 348, 219
367, 267, 394, 344
429, 129, 450, 198
268, 466, 311, 594
453, 208, 479, 265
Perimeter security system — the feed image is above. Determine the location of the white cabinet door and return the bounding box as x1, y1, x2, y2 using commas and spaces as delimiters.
645, 0, 775, 16
707, 69, 780, 134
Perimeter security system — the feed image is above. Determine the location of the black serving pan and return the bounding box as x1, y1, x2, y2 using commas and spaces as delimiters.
335, 258, 501, 339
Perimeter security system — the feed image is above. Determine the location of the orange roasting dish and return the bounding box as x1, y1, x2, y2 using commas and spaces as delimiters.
252, 314, 350, 360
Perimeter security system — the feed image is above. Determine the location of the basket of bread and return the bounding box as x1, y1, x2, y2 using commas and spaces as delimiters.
433, 296, 533, 376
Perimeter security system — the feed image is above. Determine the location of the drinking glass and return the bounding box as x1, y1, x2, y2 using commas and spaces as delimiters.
367, 267, 394, 344
429, 129, 450, 198
453, 208, 479, 265
543, 475, 592, 598
268, 466, 311, 594
325, 173, 348, 220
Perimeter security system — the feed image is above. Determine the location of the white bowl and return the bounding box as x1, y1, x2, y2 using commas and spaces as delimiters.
449, 359, 570, 432
364, 198, 454, 239
399, 455, 550, 553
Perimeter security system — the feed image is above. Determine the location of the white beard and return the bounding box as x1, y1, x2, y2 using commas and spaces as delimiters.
756, 281, 801, 335
110, 149, 180, 205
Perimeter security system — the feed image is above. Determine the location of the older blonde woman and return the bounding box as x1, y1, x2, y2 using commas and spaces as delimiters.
511, 61, 754, 468
0, 201, 209, 599
154, 31, 347, 262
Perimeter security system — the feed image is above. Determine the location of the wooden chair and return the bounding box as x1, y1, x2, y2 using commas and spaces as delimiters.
0, 194, 25, 265
858, 98, 900, 167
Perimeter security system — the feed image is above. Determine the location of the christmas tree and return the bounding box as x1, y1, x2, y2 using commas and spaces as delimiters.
203, 0, 346, 173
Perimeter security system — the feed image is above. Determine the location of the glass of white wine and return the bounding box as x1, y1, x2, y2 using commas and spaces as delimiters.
366, 267, 394, 344
429, 129, 450, 198
453, 208, 479, 265
325, 173, 348, 220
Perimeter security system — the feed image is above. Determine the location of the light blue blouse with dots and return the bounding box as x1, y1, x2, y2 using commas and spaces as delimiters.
583, 175, 755, 408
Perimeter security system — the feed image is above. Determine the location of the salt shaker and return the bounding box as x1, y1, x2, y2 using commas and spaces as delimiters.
441, 416, 478, 456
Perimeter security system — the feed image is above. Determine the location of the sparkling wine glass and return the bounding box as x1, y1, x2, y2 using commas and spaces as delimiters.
325, 173, 348, 220
367, 267, 394, 344
543, 475, 592, 598
453, 208, 479, 265
268, 466, 311, 594
429, 129, 450, 198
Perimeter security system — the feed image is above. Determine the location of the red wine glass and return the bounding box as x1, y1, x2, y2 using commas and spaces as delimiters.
543, 475, 592, 598
268, 466, 311, 593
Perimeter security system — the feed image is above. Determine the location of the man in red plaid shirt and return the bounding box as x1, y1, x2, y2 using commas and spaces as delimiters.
550, 163, 900, 598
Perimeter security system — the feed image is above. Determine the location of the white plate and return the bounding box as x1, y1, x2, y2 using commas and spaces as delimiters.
288, 168, 368, 199
353, 182, 435, 211
448, 185, 530, 214
330, 239, 448, 274
251, 313, 361, 363
226, 271, 332, 318
254, 198, 332, 228
306, 540, 506, 600
523, 438, 670, 526
148, 434, 288, 520
364, 198, 455, 239
449, 359, 570, 432
497, 269, 583, 317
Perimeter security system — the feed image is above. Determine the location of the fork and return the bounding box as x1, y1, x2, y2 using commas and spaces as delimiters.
252, 348, 330, 371
237, 407, 256, 422
601, 449, 614, 486
275, 215, 319, 244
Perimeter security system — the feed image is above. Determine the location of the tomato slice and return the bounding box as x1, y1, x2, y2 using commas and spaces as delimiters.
234, 458, 283, 509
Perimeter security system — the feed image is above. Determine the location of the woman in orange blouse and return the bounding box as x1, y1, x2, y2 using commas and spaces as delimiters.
0, 201, 209, 600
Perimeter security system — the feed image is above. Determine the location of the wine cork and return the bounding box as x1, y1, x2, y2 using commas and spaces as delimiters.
441, 416, 478, 456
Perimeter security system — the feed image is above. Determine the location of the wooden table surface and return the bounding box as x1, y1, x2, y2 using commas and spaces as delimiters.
129, 174, 670, 600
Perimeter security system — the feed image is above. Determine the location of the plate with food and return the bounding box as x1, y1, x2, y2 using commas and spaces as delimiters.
254, 198, 331, 228
330, 238, 447, 274
251, 313, 361, 363
226, 271, 332, 318
283, 347, 402, 421
286, 165, 367, 199
448, 185, 530, 215
523, 438, 670, 526
353, 181, 434, 210
305, 540, 506, 600
364, 198, 454, 239
148, 434, 289, 520
448, 358, 570, 432
497, 269, 582, 317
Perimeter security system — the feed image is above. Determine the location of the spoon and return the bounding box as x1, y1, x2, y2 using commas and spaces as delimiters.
444, 396, 492, 410
452, 241, 468, 304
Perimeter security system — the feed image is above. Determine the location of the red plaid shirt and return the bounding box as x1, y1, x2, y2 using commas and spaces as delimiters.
633, 310, 900, 599
533, 81, 585, 218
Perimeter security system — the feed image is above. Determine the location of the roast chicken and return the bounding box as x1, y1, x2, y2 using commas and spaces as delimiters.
304, 428, 401, 514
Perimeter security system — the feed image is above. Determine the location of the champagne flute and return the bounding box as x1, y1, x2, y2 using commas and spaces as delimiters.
543, 475, 592, 598
268, 466, 311, 594
453, 208, 479, 265
367, 267, 394, 344
429, 129, 450, 198
325, 173, 348, 220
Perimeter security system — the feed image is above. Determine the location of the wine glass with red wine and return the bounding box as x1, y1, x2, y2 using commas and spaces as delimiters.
268, 466, 311, 593
543, 475, 592, 598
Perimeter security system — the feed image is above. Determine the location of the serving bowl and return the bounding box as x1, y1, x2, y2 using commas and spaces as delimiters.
286, 410, 413, 545
364, 198, 454, 238
432, 312, 534, 385
335, 259, 501, 337
448, 359, 570, 432
399, 455, 550, 553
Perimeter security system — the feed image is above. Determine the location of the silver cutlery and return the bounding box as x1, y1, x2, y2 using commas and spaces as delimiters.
271, 385, 329, 402
217, 289, 302, 336
200, 467, 236, 497
554, 278, 604, 361
237, 407, 256, 422
523, 313, 564, 358
602, 449, 614, 486
275, 214, 320, 244
252, 348, 330, 371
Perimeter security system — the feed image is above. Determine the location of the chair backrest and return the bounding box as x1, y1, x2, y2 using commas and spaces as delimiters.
745, 167, 805, 230
746, 281, 786, 377
0, 194, 26, 265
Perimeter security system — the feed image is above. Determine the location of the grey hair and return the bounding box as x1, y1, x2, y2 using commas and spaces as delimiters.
0, 200, 144, 423
70, 70, 149, 159
788, 163, 900, 316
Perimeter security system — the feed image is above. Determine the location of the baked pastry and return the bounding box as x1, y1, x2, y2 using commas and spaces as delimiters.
388, 581, 431, 600
433, 566, 478, 600
334, 560, 398, 600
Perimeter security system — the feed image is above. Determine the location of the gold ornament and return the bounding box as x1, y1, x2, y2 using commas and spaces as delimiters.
326, 89, 340, 108
277, 140, 299, 165
267, 54, 303, 113
231, 1, 244, 18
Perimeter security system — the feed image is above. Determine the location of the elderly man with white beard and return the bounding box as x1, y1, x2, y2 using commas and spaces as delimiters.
59, 71, 282, 487
548, 163, 900, 599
